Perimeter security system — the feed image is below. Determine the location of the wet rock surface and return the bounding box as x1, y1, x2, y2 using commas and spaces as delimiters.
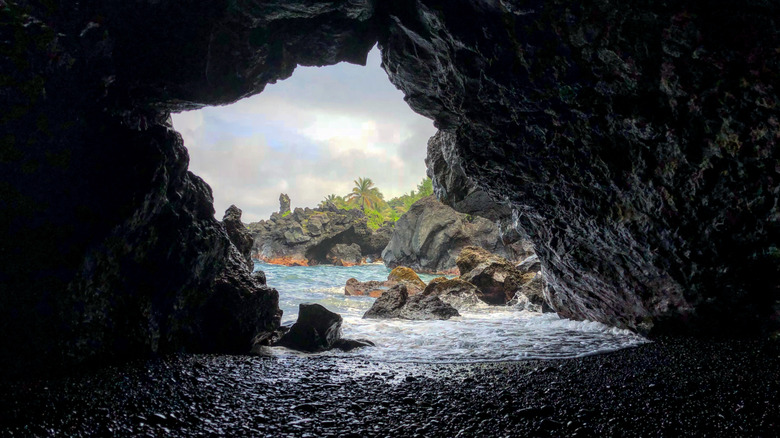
379, 1, 780, 334
382, 196, 528, 274
222, 205, 254, 270
274, 304, 345, 353
422, 278, 482, 310
363, 285, 460, 320
1, 339, 777, 437
457, 246, 530, 305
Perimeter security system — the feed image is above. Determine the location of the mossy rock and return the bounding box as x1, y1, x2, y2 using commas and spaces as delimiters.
388, 266, 426, 291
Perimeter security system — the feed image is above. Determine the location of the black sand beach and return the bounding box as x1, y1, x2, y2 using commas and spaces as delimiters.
2, 337, 777, 437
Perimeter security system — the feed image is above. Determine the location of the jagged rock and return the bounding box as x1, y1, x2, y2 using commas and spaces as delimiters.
249, 196, 391, 266
382, 196, 529, 274
274, 304, 343, 353
252, 270, 267, 286
222, 205, 254, 270
344, 266, 426, 297
363, 285, 459, 320
423, 278, 483, 310
516, 255, 542, 276
279, 194, 291, 215
327, 243, 363, 266
457, 247, 526, 305
332, 338, 375, 352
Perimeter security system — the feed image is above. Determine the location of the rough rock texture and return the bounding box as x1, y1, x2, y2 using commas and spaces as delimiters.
278, 194, 291, 215
249, 202, 392, 266
378, 1, 780, 334
344, 265, 426, 297
0, 0, 374, 374
222, 205, 254, 270
516, 255, 542, 276
382, 196, 530, 274
457, 246, 531, 305
363, 285, 460, 320
326, 243, 363, 266
422, 278, 483, 310
274, 304, 343, 353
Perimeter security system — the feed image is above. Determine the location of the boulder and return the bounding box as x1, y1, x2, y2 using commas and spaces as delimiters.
274, 304, 343, 353
252, 270, 267, 286
363, 285, 459, 320
457, 246, 525, 305
327, 243, 363, 266
423, 278, 482, 310
382, 196, 530, 274
344, 278, 390, 298
387, 266, 426, 294
222, 205, 254, 270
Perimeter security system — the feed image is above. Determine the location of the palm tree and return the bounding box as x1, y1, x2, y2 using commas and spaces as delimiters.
346, 177, 384, 211
319, 194, 341, 208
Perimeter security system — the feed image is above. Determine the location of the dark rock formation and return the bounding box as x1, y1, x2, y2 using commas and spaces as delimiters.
382, 196, 530, 274
516, 255, 542, 276
274, 304, 343, 353
249, 199, 392, 266
2, 0, 777, 377
378, 1, 780, 335
279, 194, 291, 215
222, 205, 254, 270
363, 285, 460, 320
327, 243, 363, 266
0, 0, 374, 374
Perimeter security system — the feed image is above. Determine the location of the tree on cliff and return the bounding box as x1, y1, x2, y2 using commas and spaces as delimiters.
347, 177, 384, 211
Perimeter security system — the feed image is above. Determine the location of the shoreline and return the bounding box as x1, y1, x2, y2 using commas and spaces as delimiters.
1, 337, 777, 436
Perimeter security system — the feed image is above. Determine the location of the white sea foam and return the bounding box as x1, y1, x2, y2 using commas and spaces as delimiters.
258, 262, 649, 363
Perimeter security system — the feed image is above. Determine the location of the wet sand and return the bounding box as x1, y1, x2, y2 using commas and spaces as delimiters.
1, 337, 777, 437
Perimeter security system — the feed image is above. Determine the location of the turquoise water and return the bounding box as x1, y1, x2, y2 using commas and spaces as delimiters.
257, 262, 648, 363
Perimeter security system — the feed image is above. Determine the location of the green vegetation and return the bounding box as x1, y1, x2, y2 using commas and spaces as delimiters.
318, 177, 434, 230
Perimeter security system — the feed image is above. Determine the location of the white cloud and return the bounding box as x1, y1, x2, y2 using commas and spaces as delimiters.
172, 46, 437, 223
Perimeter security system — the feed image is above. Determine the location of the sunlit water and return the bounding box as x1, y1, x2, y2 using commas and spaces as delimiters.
258, 261, 648, 363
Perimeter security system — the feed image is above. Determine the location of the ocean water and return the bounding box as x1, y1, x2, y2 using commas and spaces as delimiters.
258, 262, 649, 363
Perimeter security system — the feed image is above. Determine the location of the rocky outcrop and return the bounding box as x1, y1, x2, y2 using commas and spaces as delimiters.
279, 194, 291, 215
222, 205, 254, 270
379, 1, 780, 335
363, 285, 460, 320
344, 266, 426, 297
249, 199, 392, 266
382, 196, 531, 274
456, 247, 529, 305
0, 0, 373, 375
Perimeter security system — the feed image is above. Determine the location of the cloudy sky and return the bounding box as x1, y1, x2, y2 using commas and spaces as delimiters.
172, 46, 437, 223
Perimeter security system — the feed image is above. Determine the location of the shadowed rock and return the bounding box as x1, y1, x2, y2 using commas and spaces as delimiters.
275, 304, 344, 353
363, 285, 460, 320
223, 205, 254, 270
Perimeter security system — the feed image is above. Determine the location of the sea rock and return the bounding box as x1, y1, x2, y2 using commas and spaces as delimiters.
363, 285, 460, 320
344, 278, 390, 298
274, 304, 343, 353
382, 196, 530, 274
327, 243, 363, 266
252, 270, 267, 286
222, 205, 254, 270
423, 278, 483, 310
387, 266, 426, 294
279, 194, 291, 215
249, 196, 391, 266
457, 247, 526, 305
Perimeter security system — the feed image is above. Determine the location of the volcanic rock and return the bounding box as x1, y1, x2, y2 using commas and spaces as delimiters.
457, 247, 527, 305
222, 205, 254, 270
249, 196, 391, 266
516, 255, 542, 276
344, 278, 389, 298
279, 194, 291, 215
363, 285, 460, 320
382, 196, 529, 274
274, 304, 343, 353
422, 278, 483, 310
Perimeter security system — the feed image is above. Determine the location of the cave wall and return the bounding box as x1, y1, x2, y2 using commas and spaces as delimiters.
1, 0, 778, 374
0, 0, 376, 374
377, 0, 779, 335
